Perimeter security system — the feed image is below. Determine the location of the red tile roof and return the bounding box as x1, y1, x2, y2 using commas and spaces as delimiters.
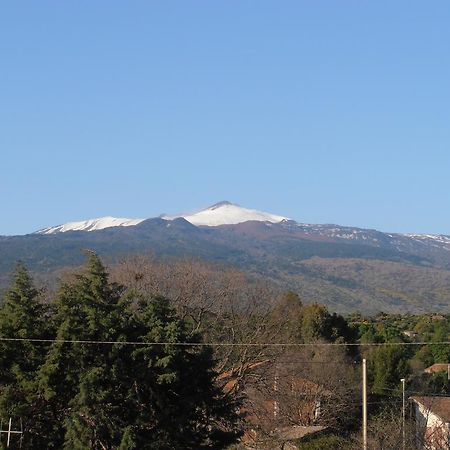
424, 364, 450, 374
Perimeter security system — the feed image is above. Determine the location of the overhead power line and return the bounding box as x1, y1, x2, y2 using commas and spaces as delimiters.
380, 386, 450, 398
1, 337, 450, 347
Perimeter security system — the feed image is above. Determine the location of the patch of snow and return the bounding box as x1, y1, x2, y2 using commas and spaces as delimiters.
36, 216, 145, 234
407, 233, 450, 243
161, 201, 288, 227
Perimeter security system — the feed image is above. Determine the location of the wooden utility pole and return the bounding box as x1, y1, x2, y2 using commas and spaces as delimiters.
363, 358, 367, 450
401, 378, 406, 450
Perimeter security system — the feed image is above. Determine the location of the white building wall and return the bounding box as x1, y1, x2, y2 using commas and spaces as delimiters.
414, 402, 450, 450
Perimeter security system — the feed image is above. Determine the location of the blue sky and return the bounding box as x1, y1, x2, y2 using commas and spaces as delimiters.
1, 1, 449, 235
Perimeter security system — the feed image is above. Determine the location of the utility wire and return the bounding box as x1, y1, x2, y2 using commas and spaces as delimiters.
380, 387, 450, 398
1, 337, 450, 347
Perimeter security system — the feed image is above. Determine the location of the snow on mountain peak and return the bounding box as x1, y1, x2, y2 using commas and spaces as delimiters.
161, 201, 288, 227
34, 202, 289, 234
36, 216, 145, 234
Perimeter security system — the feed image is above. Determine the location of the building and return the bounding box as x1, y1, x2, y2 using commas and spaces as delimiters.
218, 359, 330, 446
424, 364, 450, 375
411, 396, 450, 449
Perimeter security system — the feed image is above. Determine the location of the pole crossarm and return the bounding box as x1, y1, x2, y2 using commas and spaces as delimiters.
0, 417, 23, 448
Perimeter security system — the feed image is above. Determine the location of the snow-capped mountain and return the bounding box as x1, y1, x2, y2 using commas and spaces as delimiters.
35, 202, 288, 234
33, 203, 450, 256
5, 201, 450, 314
161, 201, 288, 226
37, 216, 145, 234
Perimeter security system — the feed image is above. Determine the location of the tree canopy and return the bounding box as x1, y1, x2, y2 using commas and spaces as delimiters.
0, 255, 237, 449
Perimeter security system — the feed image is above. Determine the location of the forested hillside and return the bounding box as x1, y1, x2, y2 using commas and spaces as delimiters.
1, 217, 450, 314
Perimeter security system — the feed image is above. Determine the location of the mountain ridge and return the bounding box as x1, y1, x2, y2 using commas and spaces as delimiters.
2, 202, 450, 314
31, 201, 450, 243
35, 201, 289, 234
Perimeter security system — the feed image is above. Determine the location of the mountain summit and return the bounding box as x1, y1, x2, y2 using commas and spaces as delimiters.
35, 202, 288, 234
161, 201, 289, 226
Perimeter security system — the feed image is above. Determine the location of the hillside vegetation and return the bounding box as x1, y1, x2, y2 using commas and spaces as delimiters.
1, 218, 450, 314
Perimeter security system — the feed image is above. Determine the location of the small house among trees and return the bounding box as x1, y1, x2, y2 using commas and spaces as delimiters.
424, 363, 450, 375
219, 358, 338, 445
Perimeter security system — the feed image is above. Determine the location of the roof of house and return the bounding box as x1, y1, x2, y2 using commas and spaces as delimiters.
424, 363, 450, 374
217, 360, 271, 382
411, 396, 450, 423
217, 360, 271, 394
217, 359, 332, 396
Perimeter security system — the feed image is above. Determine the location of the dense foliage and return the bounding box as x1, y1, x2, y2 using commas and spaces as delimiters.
0, 255, 236, 449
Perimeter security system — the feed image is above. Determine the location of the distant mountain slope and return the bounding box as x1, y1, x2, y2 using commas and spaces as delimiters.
279, 257, 450, 314
37, 216, 145, 234
1, 202, 450, 314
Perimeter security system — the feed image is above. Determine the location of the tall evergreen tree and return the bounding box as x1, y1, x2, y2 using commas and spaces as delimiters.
370, 345, 411, 394
0, 263, 52, 449
38, 253, 237, 449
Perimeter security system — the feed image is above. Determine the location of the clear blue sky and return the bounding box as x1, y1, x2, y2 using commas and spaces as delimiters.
1, 1, 449, 235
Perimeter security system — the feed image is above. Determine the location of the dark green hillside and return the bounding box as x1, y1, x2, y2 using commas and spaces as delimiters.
0, 218, 245, 274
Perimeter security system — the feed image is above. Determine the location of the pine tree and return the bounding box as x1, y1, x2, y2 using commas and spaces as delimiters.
38, 253, 237, 449
370, 345, 411, 394
116, 294, 236, 449
0, 263, 52, 449
38, 252, 126, 448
